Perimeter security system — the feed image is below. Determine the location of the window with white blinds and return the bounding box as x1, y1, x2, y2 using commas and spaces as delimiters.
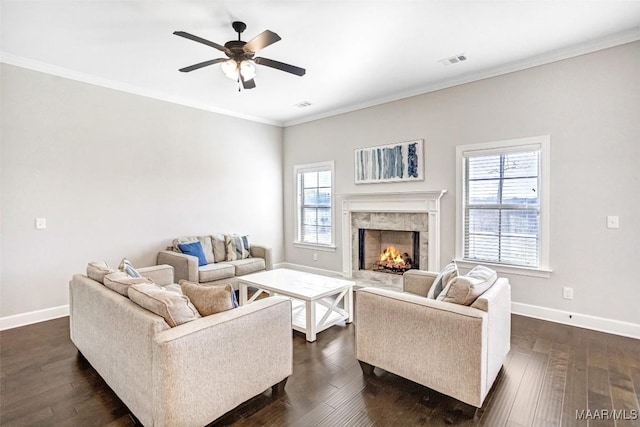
456, 136, 550, 273
294, 162, 334, 247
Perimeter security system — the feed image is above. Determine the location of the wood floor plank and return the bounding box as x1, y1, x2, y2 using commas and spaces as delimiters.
478, 351, 531, 427
508, 351, 549, 426
587, 366, 616, 427
561, 328, 588, 427
532, 345, 569, 427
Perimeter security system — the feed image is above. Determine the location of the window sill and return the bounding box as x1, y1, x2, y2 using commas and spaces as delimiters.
293, 242, 337, 252
453, 259, 552, 279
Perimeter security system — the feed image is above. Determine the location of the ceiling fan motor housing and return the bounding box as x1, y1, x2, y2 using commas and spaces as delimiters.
224, 40, 254, 59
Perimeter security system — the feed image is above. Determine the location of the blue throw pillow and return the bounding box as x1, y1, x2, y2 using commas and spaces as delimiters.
119, 258, 141, 278
178, 241, 208, 267
231, 289, 239, 308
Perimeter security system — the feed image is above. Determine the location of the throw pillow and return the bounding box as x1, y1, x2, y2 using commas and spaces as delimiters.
211, 234, 227, 262
104, 271, 153, 296
427, 261, 458, 299
174, 236, 215, 264
225, 234, 251, 261
442, 265, 498, 306
86, 261, 115, 284
177, 241, 208, 267
179, 280, 236, 316
128, 282, 201, 327
119, 258, 142, 278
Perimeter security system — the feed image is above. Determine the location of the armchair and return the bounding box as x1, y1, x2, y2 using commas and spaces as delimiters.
355, 269, 511, 408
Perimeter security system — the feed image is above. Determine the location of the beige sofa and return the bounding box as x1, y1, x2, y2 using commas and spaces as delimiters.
355, 269, 511, 408
157, 235, 272, 290
69, 264, 292, 427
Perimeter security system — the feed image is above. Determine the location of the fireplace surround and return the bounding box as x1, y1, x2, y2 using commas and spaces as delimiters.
340, 191, 446, 286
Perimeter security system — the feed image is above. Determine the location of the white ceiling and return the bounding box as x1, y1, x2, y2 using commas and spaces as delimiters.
2, 1, 639, 126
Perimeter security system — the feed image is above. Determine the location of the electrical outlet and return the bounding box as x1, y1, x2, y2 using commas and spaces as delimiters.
607, 216, 619, 229
313, 253, 318, 261
563, 287, 574, 300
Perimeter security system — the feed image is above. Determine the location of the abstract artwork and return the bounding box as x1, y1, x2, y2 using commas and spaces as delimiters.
354, 139, 424, 184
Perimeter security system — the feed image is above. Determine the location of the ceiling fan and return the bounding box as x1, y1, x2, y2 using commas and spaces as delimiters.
174, 21, 306, 90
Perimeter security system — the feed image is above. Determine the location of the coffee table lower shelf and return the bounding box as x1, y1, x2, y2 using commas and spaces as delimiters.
290, 298, 348, 341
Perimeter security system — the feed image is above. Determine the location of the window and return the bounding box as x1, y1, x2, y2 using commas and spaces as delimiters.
456, 136, 550, 276
294, 161, 335, 249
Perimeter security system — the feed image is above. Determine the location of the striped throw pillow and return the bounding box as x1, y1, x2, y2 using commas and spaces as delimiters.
224, 234, 251, 261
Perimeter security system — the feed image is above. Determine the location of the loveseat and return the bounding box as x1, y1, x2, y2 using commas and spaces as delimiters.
157, 234, 272, 290
355, 268, 511, 408
69, 264, 292, 427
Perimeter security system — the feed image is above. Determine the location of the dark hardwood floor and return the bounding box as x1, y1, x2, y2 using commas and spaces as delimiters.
1, 314, 639, 426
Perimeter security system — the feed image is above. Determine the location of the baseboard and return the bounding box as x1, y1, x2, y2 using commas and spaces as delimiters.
511, 302, 640, 340
0, 305, 69, 331
276, 262, 344, 278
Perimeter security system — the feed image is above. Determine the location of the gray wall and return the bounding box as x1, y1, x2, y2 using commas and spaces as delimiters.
283, 41, 640, 324
1, 64, 284, 318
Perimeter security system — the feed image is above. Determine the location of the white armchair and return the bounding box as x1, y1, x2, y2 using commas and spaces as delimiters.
355, 269, 511, 408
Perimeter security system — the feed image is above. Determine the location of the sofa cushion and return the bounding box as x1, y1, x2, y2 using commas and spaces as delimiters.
86, 261, 115, 284
179, 280, 235, 316
104, 271, 153, 296
225, 234, 251, 261
427, 261, 458, 299
442, 265, 498, 306
211, 234, 227, 263
226, 257, 266, 276
178, 241, 208, 267
128, 282, 201, 327
198, 262, 235, 282
119, 258, 141, 278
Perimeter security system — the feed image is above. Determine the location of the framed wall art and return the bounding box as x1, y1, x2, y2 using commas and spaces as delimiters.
354, 139, 424, 184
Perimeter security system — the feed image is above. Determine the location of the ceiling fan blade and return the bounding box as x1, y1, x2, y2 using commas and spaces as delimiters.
254, 57, 305, 76
173, 31, 231, 55
243, 30, 281, 53
241, 75, 256, 89
179, 58, 227, 73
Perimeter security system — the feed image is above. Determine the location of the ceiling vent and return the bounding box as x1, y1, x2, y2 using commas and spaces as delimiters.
439, 54, 467, 66
294, 101, 313, 108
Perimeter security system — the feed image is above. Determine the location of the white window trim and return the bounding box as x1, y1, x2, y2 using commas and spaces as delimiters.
455, 135, 551, 278
293, 160, 336, 251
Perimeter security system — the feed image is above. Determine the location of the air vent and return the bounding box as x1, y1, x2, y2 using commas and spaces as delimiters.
294, 101, 313, 108
439, 54, 467, 66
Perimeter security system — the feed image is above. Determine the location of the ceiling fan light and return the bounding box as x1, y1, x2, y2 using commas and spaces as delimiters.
240, 60, 256, 80
221, 59, 239, 80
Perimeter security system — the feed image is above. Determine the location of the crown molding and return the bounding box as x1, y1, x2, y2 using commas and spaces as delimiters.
0, 53, 284, 127
283, 28, 640, 127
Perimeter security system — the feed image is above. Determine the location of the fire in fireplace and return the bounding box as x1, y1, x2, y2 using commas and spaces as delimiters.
375, 246, 414, 274
358, 229, 419, 275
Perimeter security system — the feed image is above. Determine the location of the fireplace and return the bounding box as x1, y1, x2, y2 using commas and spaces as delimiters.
340, 191, 446, 288
358, 229, 419, 274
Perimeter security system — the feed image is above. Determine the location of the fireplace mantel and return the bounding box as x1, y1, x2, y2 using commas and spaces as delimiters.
339, 190, 447, 278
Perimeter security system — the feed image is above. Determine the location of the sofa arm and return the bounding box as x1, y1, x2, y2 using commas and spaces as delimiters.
157, 251, 198, 283
355, 287, 487, 407
402, 270, 438, 297
138, 264, 174, 286
152, 296, 292, 426
471, 278, 511, 393
250, 244, 273, 270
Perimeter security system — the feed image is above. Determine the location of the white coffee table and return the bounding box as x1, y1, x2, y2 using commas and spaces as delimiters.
238, 268, 354, 342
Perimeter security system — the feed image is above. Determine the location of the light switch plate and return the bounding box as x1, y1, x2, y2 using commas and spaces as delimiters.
36, 218, 47, 230
607, 216, 619, 229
